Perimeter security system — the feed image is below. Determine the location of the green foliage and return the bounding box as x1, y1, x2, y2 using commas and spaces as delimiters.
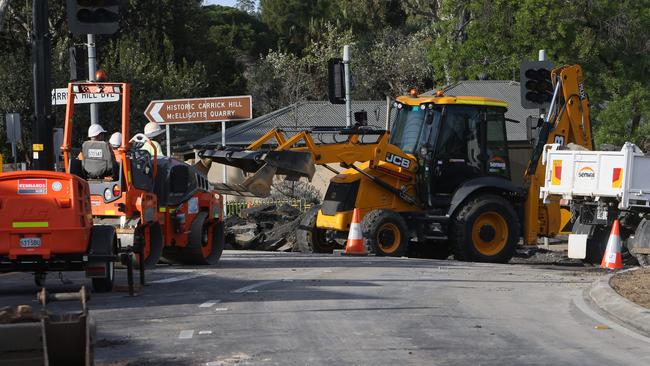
425, 0, 650, 146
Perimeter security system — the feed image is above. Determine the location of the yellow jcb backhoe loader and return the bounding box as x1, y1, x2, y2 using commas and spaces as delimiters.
201, 64, 593, 263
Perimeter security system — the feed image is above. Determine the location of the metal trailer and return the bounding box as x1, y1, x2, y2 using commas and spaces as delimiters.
540, 142, 650, 263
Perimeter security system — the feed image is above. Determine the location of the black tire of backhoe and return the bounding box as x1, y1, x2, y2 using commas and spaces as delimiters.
572, 218, 610, 265
362, 209, 409, 257
451, 195, 519, 263
296, 206, 337, 253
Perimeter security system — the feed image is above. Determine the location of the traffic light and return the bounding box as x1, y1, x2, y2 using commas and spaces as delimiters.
328, 58, 346, 105
520, 61, 554, 109
66, 0, 120, 35
69, 45, 88, 81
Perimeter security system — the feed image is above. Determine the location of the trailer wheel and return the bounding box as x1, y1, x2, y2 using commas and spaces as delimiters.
362, 209, 409, 257
572, 219, 610, 264
452, 195, 518, 263
296, 206, 338, 253
92, 260, 115, 293
90, 227, 117, 293
135, 222, 163, 269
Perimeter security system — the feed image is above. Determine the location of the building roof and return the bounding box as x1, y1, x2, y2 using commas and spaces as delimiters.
425, 80, 539, 141
193, 101, 392, 147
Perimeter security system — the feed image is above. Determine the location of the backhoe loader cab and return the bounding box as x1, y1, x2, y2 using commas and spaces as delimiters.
389, 97, 512, 200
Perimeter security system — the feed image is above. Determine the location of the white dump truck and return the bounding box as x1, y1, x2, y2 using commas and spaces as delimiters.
540, 142, 650, 264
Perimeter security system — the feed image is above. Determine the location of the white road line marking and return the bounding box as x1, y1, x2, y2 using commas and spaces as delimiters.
151, 272, 209, 284
199, 300, 221, 308
214, 307, 229, 312
231, 280, 279, 293
178, 330, 194, 339
198, 330, 213, 335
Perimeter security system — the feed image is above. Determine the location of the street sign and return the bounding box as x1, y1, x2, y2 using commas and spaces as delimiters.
51, 88, 119, 106
144, 96, 252, 125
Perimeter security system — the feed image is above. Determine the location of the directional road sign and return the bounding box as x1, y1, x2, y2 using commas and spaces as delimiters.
144, 96, 252, 125
51, 88, 119, 106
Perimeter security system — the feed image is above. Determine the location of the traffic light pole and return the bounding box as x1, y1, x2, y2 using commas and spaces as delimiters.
87, 33, 99, 125
31, 0, 54, 170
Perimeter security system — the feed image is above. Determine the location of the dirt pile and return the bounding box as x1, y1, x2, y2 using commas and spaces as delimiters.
611, 268, 650, 309
224, 204, 307, 252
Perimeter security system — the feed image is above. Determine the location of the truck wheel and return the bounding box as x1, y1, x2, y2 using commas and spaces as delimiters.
296, 206, 338, 253
135, 222, 163, 269
92, 260, 115, 293
573, 219, 611, 264
362, 209, 409, 257
451, 195, 518, 263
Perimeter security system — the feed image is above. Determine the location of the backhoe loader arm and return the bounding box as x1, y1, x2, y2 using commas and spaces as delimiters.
523, 64, 593, 244
200, 127, 414, 197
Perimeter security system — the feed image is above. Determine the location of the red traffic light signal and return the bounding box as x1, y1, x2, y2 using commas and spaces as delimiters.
67, 0, 120, 35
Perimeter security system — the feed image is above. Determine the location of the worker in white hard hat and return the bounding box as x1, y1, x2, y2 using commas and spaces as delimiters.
78, 124, 108, 159
109, 132, 122, 148
88, 124, 107, 141
141, 121, 165, 157
109, 132, 124, 163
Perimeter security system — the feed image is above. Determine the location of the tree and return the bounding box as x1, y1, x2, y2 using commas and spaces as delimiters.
259, 0, 333, 52
236, 0, 257, 14
422, 0, 649, 146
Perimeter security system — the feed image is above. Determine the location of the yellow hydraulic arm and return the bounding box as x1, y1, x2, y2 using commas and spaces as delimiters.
523, 64, 593, 244
246, 128, 416, 172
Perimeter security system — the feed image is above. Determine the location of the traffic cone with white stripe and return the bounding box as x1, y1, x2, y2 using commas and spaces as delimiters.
601, 219, 623, 269
344, 208, 367, 256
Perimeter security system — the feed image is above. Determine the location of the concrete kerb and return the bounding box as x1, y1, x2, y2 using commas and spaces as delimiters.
588, 268, 650, 337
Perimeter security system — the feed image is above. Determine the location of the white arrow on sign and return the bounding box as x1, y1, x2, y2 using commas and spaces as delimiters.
149, 102, 164, 123
51, 88, 119, 106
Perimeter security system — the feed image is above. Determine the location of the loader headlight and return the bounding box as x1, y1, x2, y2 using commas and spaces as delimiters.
104, 188, 112, 201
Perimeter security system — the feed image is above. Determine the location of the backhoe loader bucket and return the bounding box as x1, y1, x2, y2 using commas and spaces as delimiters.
201, 148, 316, 197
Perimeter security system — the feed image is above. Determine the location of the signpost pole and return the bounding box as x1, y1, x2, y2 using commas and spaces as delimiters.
221, 120, 227, 217
165, 125, 171, 157
87, 34, 99, 125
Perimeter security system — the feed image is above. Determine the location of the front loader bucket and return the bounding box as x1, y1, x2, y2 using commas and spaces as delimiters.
201, 148, 316, 198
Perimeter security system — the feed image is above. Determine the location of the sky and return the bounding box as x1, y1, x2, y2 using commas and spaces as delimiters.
204, 0, 237, 7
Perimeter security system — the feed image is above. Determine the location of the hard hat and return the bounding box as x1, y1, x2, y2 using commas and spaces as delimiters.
109, 132, 122, 148
88, 124, 107, 138
144, 122, 164, 138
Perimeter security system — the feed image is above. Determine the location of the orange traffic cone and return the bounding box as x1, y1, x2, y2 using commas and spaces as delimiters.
344, 208, 367, 256
601, 219, 623, 269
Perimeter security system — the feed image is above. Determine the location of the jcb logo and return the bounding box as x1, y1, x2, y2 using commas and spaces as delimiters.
386, 152, 411, 169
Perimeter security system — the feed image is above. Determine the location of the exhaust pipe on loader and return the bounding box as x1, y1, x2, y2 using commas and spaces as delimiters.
200, 148, 316, 197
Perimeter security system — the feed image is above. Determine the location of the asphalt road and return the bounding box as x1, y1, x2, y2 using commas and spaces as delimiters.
2, 251, 650, 366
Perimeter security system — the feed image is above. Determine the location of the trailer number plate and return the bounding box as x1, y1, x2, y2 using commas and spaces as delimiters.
19, 237, 41, 248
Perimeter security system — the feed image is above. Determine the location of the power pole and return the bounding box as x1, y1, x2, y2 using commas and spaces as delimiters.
31, 0, 54, 170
